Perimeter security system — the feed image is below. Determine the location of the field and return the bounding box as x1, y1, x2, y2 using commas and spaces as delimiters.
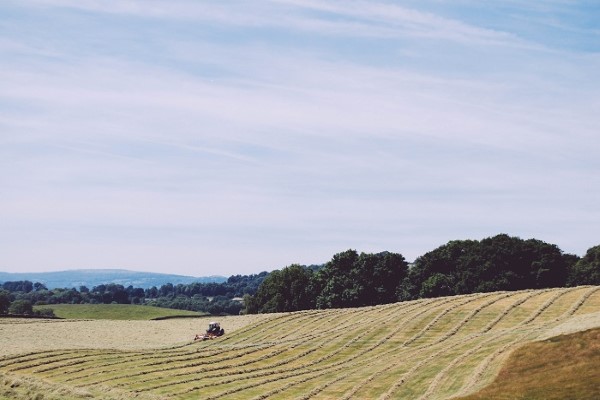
33, 303, 208, 320
1, 286, 599, 399
458, 327, 600, 400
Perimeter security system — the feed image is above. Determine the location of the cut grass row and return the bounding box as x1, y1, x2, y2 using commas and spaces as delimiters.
2, 286, 599, 399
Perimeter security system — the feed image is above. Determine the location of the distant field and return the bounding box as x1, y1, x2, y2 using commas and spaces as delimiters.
33, 303, 208, 320
2, 286, 599, 399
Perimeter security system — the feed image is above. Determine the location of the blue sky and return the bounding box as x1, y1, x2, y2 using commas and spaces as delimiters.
1, 0, 599, 276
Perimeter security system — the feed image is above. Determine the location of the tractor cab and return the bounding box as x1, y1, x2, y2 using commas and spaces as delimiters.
207, 322, 221, 333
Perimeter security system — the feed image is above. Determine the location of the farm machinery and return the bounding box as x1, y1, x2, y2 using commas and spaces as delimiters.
194, 321, 225, 341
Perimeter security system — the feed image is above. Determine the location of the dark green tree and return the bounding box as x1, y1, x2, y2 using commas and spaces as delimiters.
420, 273, 455, 298
0, 290, 11, 314
315, 250, 360, 309
105, 284, 129, 304
33, 308, 56, 318
353, 251, 409, 305
476, 235, 572, 290
403, 234, 575, 300
568, 245, 600, 286
399, 239, 478, 300
314, 250, 409, 309
159, 283, 174, 298
9, 299, 33, 315
2, 281, 33, 293
248, 264, 315, 313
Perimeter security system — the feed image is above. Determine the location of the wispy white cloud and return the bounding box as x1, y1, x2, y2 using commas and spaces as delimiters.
15, 0, 526, 47
1, 0, 599, 274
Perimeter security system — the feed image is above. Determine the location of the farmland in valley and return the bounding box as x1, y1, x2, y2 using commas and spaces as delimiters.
1, 286, 599, 399
34, 303, 208, 320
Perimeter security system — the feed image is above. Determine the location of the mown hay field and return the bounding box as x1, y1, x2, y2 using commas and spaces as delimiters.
0, 314, 271, 356
1, 286, 599, 400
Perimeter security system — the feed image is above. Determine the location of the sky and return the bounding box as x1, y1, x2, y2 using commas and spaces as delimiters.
1, 0, 599, 277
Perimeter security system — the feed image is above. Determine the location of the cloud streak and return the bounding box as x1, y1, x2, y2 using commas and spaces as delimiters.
1, 0, 599, 275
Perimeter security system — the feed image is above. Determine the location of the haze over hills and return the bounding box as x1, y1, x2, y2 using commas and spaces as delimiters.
0, 269, 227, 290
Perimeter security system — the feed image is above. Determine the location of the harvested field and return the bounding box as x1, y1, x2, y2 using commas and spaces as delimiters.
537, 311, 600, 340
1, 286, 599, 399
0, 314, 272, 356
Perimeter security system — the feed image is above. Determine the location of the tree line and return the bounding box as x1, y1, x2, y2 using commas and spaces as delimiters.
0, 272, 268, 317
245, 234, 600, 314
1, 234, 599, 317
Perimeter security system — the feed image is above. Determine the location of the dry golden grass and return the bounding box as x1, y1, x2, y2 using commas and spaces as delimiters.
456, 327, 600, 400
0, 314, 273, 356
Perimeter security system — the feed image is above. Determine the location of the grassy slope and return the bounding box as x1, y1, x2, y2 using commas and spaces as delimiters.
0, 371, 161, 400
34, 303, 207, 320
456, 327, 600, 400
1, 286, 596, 399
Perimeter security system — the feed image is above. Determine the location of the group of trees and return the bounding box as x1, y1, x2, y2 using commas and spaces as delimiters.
0, 289, 56, 317
567, 245, 600, 286
399, 234, 580, 300
1, 234, 599, 318
244, 235, 600, 314
0, 272, 269, 317
245, 251, 409, 313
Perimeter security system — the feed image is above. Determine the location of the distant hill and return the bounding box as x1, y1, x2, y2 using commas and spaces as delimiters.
0, 269, 227, 289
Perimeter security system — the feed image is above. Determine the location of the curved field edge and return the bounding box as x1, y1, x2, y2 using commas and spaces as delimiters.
32, 303, 209, 320
454, 327, 600, 400
0, 314, 274, 356
0, 286, 598, 400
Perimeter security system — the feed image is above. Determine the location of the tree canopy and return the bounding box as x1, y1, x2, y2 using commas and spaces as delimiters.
246, 264, 315, 314
245, 235, 595, 314
568, 245, 600, 286
315, 250, 409, 309
399, 234, 578, 300
246, 250, 409, 313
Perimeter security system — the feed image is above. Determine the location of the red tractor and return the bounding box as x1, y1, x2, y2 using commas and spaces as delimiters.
194, 321, 225, 341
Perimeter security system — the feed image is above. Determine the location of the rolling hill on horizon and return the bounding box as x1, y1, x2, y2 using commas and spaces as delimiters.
0, 269, 227, 290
